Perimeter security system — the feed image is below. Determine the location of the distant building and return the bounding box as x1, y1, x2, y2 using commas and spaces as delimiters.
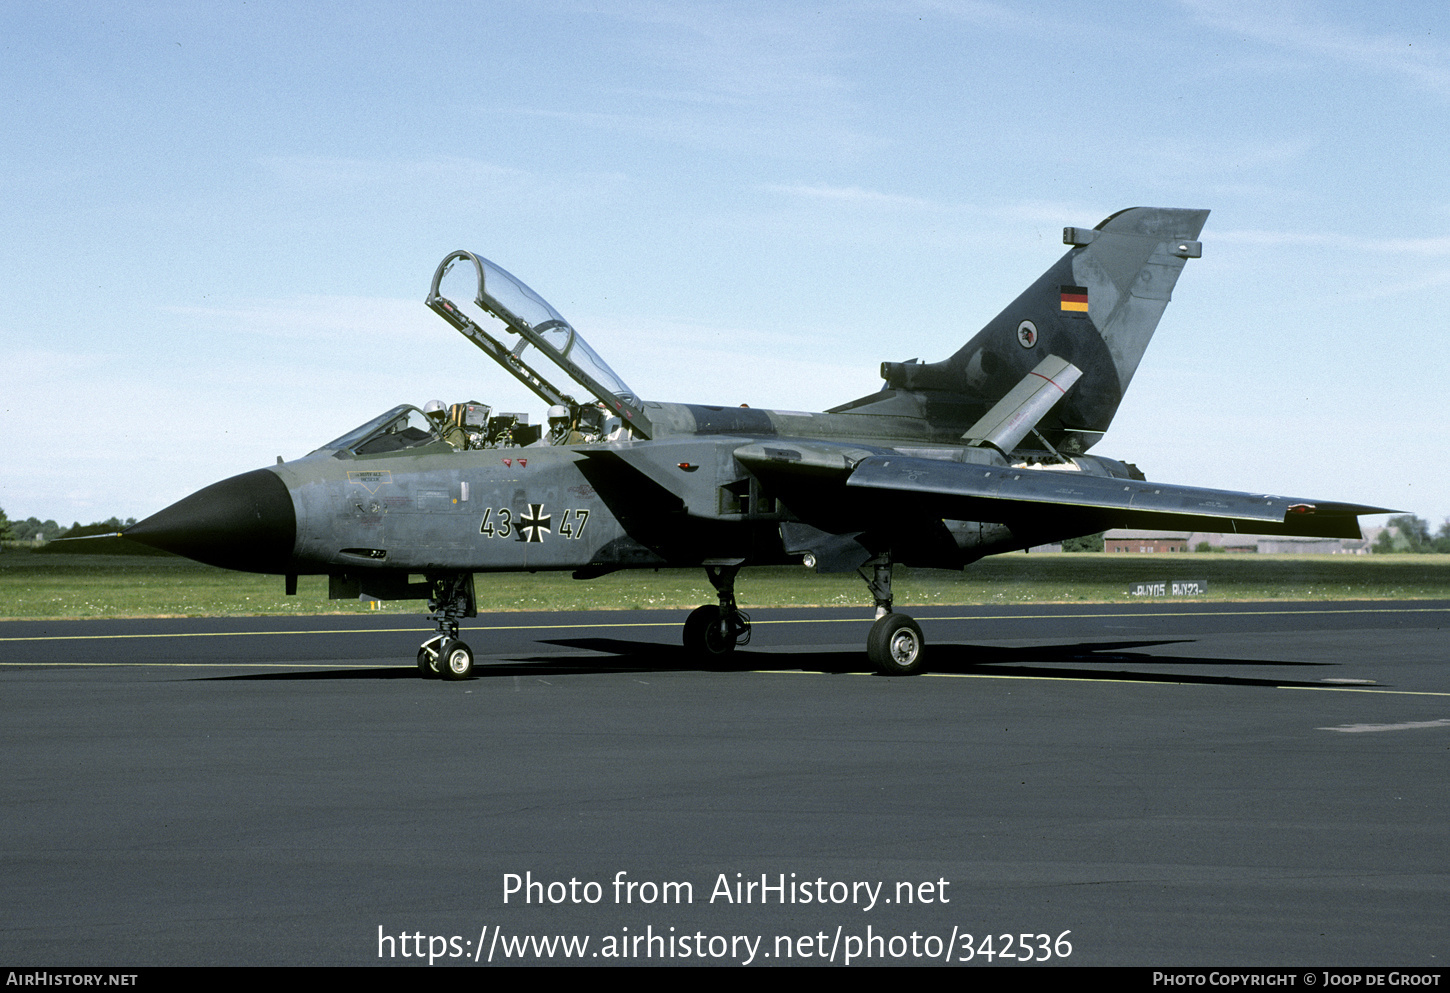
1104, 530, 1189, 553
1093, 529, 1371, 554
1254, 536, 1352, 554
1187, 532, 1369, 554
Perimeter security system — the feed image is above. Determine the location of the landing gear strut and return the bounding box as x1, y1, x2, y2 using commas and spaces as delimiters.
417, 574, 476, 680
683, 564, 751, 658
860, 556, 925, 676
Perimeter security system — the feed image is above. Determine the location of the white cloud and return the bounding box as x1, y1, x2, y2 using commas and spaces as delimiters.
762, 184, 937, 209
1216, 228, 1450, 255
1181, 0, 1450, 98
616, 3, 855, 103
257, 154, 629, 209
159, 295, 437, 344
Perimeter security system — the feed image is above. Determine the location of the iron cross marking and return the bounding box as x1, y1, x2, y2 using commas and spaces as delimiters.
517, 504, 552, 543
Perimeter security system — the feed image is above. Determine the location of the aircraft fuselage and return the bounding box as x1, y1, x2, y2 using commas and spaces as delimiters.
283, 399, 1042, 583
124, 208, 1390, 678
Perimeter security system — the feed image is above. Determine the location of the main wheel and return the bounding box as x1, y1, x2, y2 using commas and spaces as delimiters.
440, 639, 474, 680
683, 604, 735, 657
417, 639, 443, 679
867, 613, 925, 676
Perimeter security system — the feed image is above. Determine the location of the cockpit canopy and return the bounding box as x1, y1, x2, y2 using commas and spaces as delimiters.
317, 254, 655, 459
319, 405, 442, 456
428, 251, 653, 438
454, 256, 637, 403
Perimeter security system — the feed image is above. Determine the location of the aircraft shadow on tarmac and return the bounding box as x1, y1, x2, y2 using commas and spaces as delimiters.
530, 636, 1341, 689
209, 636, 1340, 689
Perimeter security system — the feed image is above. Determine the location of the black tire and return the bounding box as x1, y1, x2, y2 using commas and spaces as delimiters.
867, 613, 925, 676
683, 604, 734, 657
417, 640, 443, 679
441, 639, 474, 680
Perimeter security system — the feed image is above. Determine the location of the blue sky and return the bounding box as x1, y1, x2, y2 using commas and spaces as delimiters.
3, 1, 1447, 528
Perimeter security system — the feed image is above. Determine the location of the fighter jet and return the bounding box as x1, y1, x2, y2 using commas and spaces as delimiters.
123, 207, 1388, 678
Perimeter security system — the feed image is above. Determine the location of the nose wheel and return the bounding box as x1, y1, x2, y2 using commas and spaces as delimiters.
418, 636, 474, 680
439, 639, 474, 680
417, 638, 444, 679
417, 573, 477, 680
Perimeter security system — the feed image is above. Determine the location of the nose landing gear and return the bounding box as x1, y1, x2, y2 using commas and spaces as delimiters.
417, 574, 477, 680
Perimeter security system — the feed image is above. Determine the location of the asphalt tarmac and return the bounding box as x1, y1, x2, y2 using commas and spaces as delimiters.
2, 601, 1447, 967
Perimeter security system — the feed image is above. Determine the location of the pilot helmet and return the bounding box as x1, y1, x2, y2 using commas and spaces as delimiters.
547, 404, 569, 423
423, 399, 446, 420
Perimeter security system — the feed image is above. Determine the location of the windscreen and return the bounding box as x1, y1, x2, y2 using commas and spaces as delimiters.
316, 405, 440, 455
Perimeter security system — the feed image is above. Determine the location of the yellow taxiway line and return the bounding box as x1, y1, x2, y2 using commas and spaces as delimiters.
4, 604, 1448, 643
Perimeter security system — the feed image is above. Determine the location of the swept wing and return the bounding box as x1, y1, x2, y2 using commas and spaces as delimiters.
738, 443, 1389, 541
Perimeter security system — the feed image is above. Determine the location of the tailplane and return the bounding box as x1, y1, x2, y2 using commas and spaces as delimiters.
834, 207, 1209, 453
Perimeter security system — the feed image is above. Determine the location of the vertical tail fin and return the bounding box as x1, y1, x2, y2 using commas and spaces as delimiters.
845, 207, 1209, 454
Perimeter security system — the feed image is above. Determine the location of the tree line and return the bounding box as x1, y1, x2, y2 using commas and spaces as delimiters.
1374, 515, 1450, 553
1046, 515, 1450, 554
1, 513, 137, 543
0, 510, 160, 555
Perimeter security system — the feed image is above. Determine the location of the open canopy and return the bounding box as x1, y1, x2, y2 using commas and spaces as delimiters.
427, 251, 652, 438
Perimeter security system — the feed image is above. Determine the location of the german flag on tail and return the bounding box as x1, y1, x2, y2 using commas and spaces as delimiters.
1059, 285, 1089, 313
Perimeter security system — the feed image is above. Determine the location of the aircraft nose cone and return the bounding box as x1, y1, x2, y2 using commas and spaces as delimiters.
124, 468, 297, 573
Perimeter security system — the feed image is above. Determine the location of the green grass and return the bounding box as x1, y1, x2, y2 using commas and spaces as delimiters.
2, 550, 1448, 620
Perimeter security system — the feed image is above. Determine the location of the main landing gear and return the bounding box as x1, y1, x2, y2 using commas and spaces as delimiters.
679, 557, 926, 675
861, 556, 925, 676
683, 564, 752, 659
417, 574, 476, 680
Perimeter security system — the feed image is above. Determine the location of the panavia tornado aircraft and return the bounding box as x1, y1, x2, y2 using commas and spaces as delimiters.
124, 207, 1389, 678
